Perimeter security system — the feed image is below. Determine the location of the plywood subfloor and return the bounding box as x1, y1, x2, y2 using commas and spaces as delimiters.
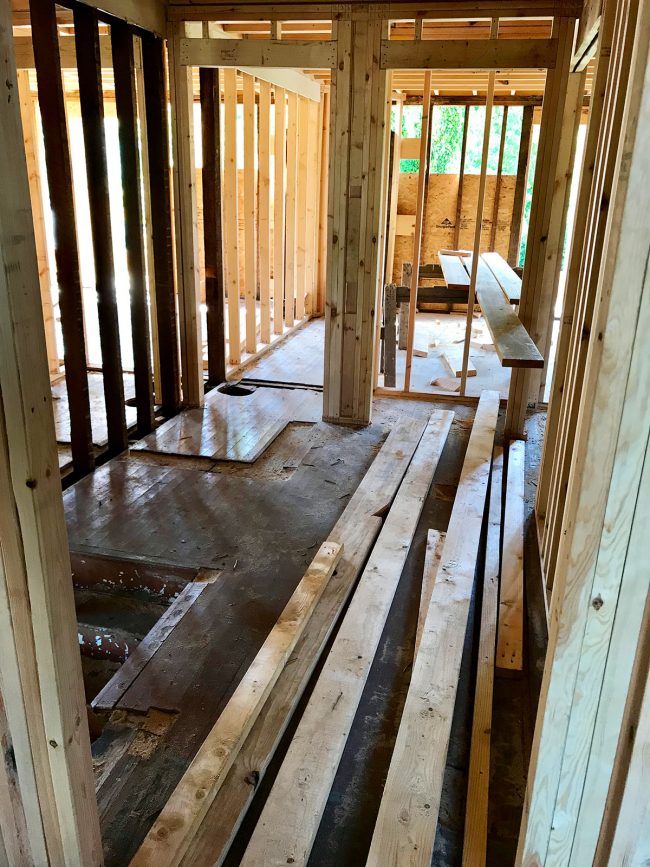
240, 318, 325, 387
131, 384, 322, 463
52, 370, 137, 447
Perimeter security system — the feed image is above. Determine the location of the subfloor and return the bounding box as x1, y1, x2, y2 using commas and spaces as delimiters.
63, 378, 545, 866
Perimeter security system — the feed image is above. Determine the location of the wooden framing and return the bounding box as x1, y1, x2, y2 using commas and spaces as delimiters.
258, 79, 272, 343
30, 0, 94, 476
508, 104, 534, 265
0, 5, 102, 858
453, 105, 469, 250
222, 67, 241, 365
179, 36, 337, 69
200, 66, 227, 384
242, 72, 257, 353
295, 95, 309, 320
380, 37, 559, 69
112, 19, 156, 436
141, 33, 182, 415
284, 90, 298, 328
517, 3, 649, 858
489, 105, 508, 249
273, 85, 286, 334
504, 16, 578, 438
168, 21, 204, 407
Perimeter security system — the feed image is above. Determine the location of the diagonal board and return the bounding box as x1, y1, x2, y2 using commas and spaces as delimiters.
462, 446, 503, 867
130, 541, 343, 867
415, 529, 446, 656
366, 390, 499, 867
462, 256, 543, 368
180, 416, 430, 867
240, 410, 454, 867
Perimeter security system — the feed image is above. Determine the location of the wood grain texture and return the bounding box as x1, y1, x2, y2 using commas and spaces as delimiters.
497, 440, 524, 671
366, 391, 499, 867
240, 411, 454, 866
415, 528, 445, 656
462, 446, 503, 867
131, 541, 343, 867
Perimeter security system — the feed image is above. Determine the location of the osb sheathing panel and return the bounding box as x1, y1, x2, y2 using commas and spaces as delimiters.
392, 172, 516, 284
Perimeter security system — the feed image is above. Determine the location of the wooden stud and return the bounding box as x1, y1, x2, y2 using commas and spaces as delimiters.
295, 96, 309, 320
30, 0, 94, 475
0, 7, 102, 858
508, 104, 533, 266
490, 105, 508, 250
461, 32, 496, 396
222, 68, 241, 365
517, 4, 650, 858
258, 79, 272, 344
304, 98, 320, 316
386, 99, 404, 284
200, 67, 227, 385
316, 88, 330, 315
453, 106, 470, 249
168, 21, 203, 407
132, 542, 344, 867
16, 72, 59, 376
496, 440, 525, 670
241, 412, 453, 867
141, 33, 181, 415
112, 20, 155, 436
273, 86, 286, 334
404, 74, 432, 392
242, 73, 257, 354
462, 446, 503, 867
366, 392, 499, 867
285, 90, 298, 328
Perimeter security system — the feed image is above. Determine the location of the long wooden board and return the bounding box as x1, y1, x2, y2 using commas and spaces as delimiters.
240, 411, 454, 867
462, 256, 544, 368
180, 417, 431, 867
482, 250, 522, 304
415, 529, 446, 655
439, 251, 470, 292
462, 447, 503, 867
131, 541, 343, 867
366, 390, 499, 867
442, 349, 477, 378
496, 440, 525, 671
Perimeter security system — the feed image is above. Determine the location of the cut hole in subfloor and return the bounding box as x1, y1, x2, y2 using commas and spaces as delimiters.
218, 382, 255, 397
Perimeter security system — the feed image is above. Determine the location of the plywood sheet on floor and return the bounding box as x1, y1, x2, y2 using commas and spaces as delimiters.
52, 371, 137, 447
241, 318, 325, 386
131, 385, 322, 462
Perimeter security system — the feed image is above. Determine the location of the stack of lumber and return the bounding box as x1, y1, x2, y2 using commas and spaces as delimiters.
128, 412, 452, 867
128, 398, 526, 867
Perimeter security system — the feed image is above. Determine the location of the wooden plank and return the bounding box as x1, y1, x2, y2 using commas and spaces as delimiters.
0, 6, 102, 858
179, 37, 337, 69
453, 106, 469, 249
222, 68, 241, 365
365, 390, 499, 867
383, 283, 397, 388
0, 685, 33, 865
132, 541, 344, 867
316, 90, 329, 314
439, 251, 470, 291
295, 96, 309, 320
30, 0, 94, 475
415, 528, 445, 656
442, 348, 477, 378
284, 90, 298, 328
200, 67, 227, 385
242, 73, 258, 354
240, 411, 454, 867
404, 70, 432, 392
169, 21, 203, 407
461, 49, 495, 395
497, 440, 524, 671
462, 446, 503, 867
181, 416, 428, 867
16, 72, 58, 375
482, 250, 522, 303
508, 104, 533, 266
141, 33, 181, 415
305, 98, 320, 315
386, 101, 404, 282
112, 21, 155, 435
381, 37, 559, 69
258, 79, 272, 344
462, 256, 544, 367
490, 105, 508, 249
93, 582, 211, 710
517, 4, 650, 858
273, 86, 286, 334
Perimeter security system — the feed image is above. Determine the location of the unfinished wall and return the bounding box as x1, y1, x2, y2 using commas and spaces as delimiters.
392, 172, 516, 282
